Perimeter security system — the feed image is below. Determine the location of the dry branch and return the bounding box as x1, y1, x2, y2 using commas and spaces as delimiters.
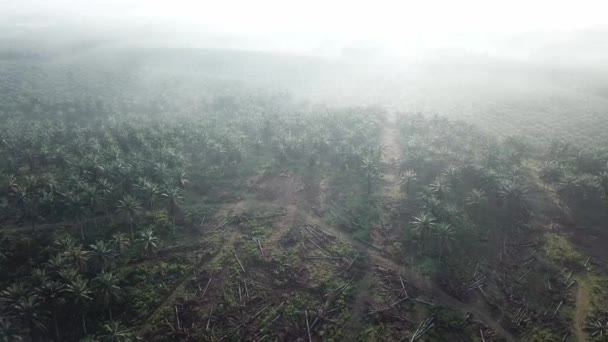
399, 274, 409, 299
233, 251, 246, 273
552, 300, 563, 318
563, 270, 573, 284
244, 280, 250, 298
368, 297, 409, 314
213, 216, 229, 231
354, 237, 381, 250
238, 283, 243, 307
175, 305, 181, 330
305, 256, 342, 260
201, 277, 212, 300
413, 298, 435, 306
518, 269, 532, 282
253, 213, 287, 220
522, 257, 536, 266
468, 276, 487, 291
554, 268, 569, 279
254, 238, 264, 257
218, 303, 272, 341
206, 306, 213, 331
312, 279, 354, 329
305, 310, 312, 342
410, 316, 435, 342
339, 253, 360, 276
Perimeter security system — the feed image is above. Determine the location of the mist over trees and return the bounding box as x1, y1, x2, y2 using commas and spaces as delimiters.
1, 1, 608, 341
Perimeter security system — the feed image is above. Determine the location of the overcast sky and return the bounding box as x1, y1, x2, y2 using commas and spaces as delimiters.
2, 0, 608, 57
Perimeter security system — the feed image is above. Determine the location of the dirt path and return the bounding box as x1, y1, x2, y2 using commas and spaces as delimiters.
574, 276, 591, 342
344, 270, 373, 340
380, 112, 402, 203
523, 160, 575, 225
343, 113, 403, 337
525, 161, 597, 341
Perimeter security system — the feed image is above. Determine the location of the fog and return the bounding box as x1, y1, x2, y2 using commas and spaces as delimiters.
3, 0, 608, 56
3, 3, 608, 341
2, 0, 608, 144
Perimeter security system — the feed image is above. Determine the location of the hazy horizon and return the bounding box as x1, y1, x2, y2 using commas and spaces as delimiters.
2, 0, 608, 64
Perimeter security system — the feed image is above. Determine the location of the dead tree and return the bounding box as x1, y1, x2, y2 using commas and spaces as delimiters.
410, 316, 435, 342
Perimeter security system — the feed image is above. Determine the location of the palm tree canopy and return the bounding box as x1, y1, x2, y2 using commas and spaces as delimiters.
66, 277, 93, 305
94, 272, 121, 306
410, 212, 436, 233
101, 321, 132, 342
115, 196, 142, 219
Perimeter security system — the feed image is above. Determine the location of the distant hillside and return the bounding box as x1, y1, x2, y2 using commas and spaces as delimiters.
1, 44, 608, 146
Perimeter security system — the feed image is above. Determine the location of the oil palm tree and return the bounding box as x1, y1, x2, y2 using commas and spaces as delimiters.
39, 190, 55, 220
585, 312, 608, 338
96, 178, 115, 220
66, 276, 92, 335
94, 272, 121, 322
153, 162, 169, 184
58, 267, 80, 284
62, 244, 90, 273
115, 196, 142, 240
433, 222, 455, 263
110, 233, 131, 260
65, 194, 91, 241
161, 187, 183, 237
89, 240, 114, 272
101, 321, 132, 342
35, 280, 65, 341
428, 177, 452, 200
442, 165, 461, 183
80, 183, 102, 229
45, 254, 68, 276
464, 188, 487, 207
53, 234, 76, 254
410, 212, 436, 249
0, 317, 23, 342
29, 268, 49, 287
399, 170, 417, 198
12, 295, 48, 341
538, 161, 563, 187
498, 179, 527, 213
360, 157, 379, 196
138, 229, 159, 257
0, 282, 30, 309
136, 178, 158, 209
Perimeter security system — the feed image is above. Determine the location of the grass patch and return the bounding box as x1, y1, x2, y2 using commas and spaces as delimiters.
543, 233, 583, 267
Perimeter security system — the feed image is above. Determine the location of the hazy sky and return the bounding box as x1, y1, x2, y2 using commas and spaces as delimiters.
2, 0, 608, 56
